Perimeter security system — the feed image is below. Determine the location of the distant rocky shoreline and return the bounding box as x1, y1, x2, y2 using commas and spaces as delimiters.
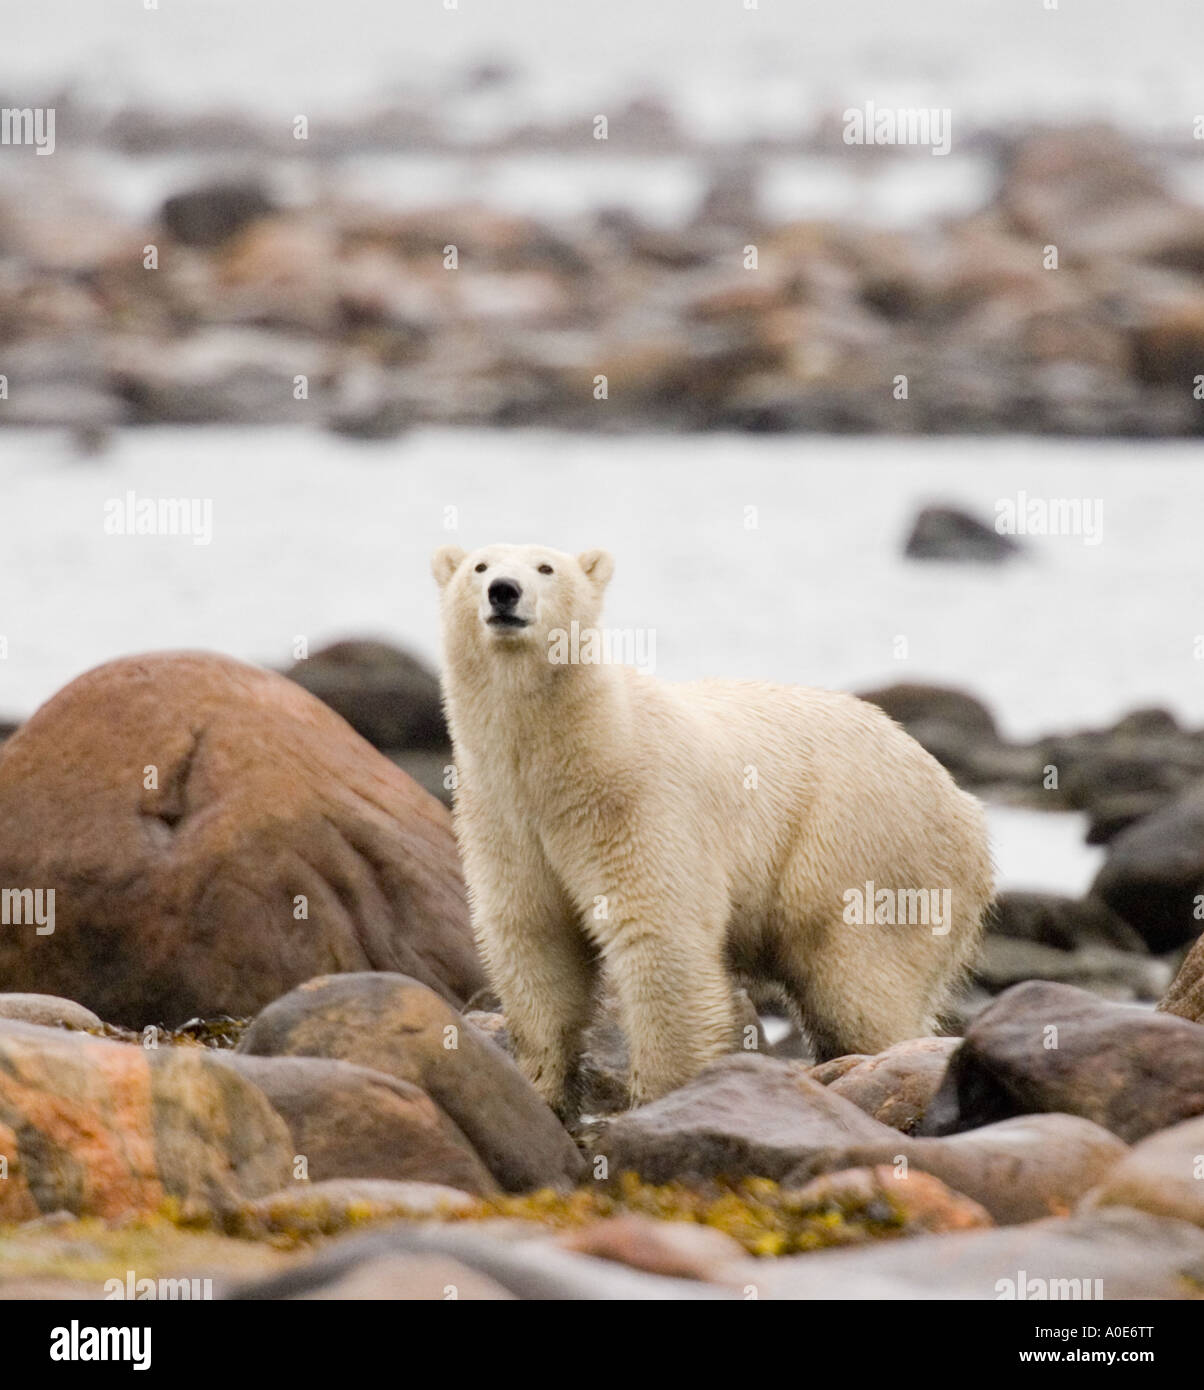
4, 123, 1204, 440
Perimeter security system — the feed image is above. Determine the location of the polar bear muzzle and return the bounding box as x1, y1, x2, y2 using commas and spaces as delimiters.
486, 577, 530, 629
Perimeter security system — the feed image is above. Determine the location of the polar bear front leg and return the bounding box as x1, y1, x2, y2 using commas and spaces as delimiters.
602, 922, 736, 1106
465, 842, 597, 1119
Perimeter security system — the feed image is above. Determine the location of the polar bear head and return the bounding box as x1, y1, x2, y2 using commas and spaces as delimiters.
432, 543, 614, 662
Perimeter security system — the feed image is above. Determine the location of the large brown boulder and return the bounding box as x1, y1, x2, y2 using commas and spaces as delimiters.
0, 1019, 292, 1222
0, 652, 483, 1026
238, 973, 585, 1193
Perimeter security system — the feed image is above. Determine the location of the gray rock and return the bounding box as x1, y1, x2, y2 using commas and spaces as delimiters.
284, 639, 447, 751
974, 936, 1172, 1002
752, 1208, 1204, 1300
0, 994, 102, 1030
791, 1112, 1128, 1225
161, 180, 277, 249
904, 506, 1022, 564
228, 1224, 735, 1300
1083, 1113, 1204, 1227
592, 1053, 897, 1184
920, 980, 1204, 1143
988, 891, 1148, 953
1092, 777, 1204, 952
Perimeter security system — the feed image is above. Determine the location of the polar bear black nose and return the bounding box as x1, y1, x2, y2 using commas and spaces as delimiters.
488, 578, 522, 611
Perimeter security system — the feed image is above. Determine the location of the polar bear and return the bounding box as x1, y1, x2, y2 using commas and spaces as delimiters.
432, 542, 993, 1116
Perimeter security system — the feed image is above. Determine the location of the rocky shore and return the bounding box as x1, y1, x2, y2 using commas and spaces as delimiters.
0, 649, 1202, 1298
5, 123, 1204, 439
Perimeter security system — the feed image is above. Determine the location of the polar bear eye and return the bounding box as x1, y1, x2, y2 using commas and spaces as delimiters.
538, 564, 554, 575
474, 563, 487, 573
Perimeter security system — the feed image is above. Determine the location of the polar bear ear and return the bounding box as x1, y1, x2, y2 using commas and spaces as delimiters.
431, 545, 467, 587
577, 549, 614, 589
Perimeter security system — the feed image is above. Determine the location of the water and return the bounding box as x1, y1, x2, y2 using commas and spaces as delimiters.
3, 426, 1201, 740
5, 0, 1203, 139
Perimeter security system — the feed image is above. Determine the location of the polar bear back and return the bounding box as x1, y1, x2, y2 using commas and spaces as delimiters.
610, 669, 990, 927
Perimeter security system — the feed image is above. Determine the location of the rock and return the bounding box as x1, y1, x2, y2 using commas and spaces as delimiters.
1132, 297, 1204, 388
161, 180, 277, 249
1113, 707, 1182, 737
238, 973, 584, 1192
0, 1215, 299, 1297
988, 891, 1148, 953
212, 1054, 497, 1195
0, 652, 483, 1026
793, 1112, 1127, 1225
110, 329, 328, 426
229, 1224, 733, 1300
286, 1252, 516, 1300
1160, 934, 1204, 1024
1092, 779, 1204, 952
240, 1177, 478, 1238
997, 126, 1204, 270
1048, 735, 1203, 822
592, 1054, 898, 1184
785, 1165, 993, 1235
0, 336, 124, 431
821, 1037, 959, 1133
1083, 1115, 1204, 1227
807, 1054, 870, 1083
215, 216, 340, 332
855, 684, 999, 741
920, 980, 1204, 1143
855, 681, 1016, 785
974, 937, 1172, 1002
751, 1208, 1204, 1300
556, 1213, 748, 1282
0, 1019, 292, 1222
692, 159, 765, 231
284, 639, 448, 751
1085, 792, 1172, 845
0, 1279, 104, 1300
903, 506, 1022, 564
0, 994, 102, 1031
